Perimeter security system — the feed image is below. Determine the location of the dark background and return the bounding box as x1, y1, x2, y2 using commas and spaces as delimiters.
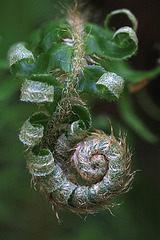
0, 0, 160, 239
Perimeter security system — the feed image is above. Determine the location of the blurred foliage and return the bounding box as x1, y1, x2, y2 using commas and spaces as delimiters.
0, 0, 160, 240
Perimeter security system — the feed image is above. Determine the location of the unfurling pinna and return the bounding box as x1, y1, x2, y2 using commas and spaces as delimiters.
9, 6, 139, 218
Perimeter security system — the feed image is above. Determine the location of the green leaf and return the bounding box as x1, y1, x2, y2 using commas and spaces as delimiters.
41, 20, 72, 50
30, 73, 64, 87
28, 74, 64, 112
27, 28, 43, 54
84, 10, 138, 60
27, 148, 54, 176
8, 42, 34, 67
20, 79, 54, 103
105, 8, 138, 32
70, 120, 86, 137
42, 19, 70, 37
77, 65, 121, 101
10, 43, 73, 79
71, 104, 92, 130
119, 90, 158, 143
77, 65, 106, 96
96, 72, 124, 100
19, 119, 44, 146
19, 112, 49, 146
84, 22, 113, 40
84, 34, 102, 57
113, 26, 138, 48
47, 43, 73, 73
84, 29, 138, 60
29, 111, 49, 125
10, 59, 37, 79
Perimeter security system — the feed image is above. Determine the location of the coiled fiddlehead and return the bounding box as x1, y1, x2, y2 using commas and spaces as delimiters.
32, 130, 132, 214
9, 7, 137, 217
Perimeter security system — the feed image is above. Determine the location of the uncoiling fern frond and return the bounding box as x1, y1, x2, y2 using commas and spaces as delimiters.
8, 6, 160, 219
